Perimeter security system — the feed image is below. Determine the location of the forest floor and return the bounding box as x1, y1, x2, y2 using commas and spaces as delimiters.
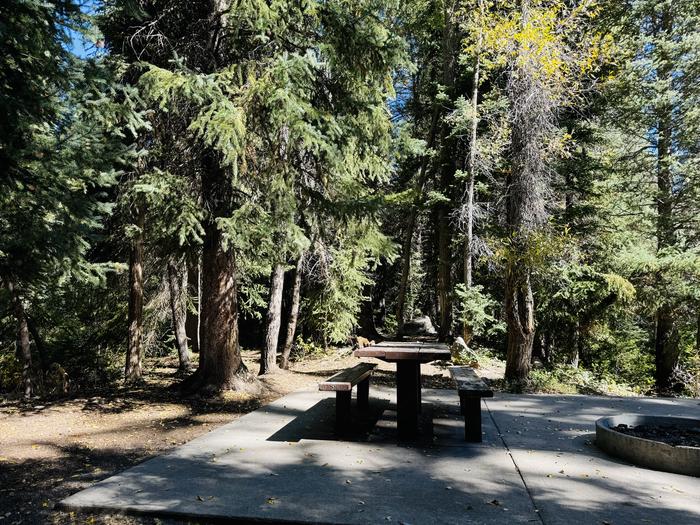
0, 347, 628, 525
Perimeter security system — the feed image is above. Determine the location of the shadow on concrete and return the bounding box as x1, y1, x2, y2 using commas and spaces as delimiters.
57, 431, 533, 524
485, 394, 700, 525
44, 390, 700, 525
267, 397, 390, 443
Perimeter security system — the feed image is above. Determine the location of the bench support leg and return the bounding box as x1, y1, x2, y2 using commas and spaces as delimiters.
336, 390, 351, 432
357, 377, 370, 411
460, 395, 482, 442
397, 361, 421, 440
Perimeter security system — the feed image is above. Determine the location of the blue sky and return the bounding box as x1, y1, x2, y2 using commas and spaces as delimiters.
65, 0, 102, 59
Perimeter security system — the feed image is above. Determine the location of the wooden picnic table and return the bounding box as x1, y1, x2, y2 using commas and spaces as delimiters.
354, 341, 451, 439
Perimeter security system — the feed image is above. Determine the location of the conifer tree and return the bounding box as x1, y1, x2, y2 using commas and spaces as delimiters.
604, 0, 700, 391
1, 0, 144, 396
470, 0, 605, 382
103, 0, 405, 392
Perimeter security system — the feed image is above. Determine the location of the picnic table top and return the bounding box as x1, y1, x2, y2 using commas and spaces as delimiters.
353, 340, 451, 362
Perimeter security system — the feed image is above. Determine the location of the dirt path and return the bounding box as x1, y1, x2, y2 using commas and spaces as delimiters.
0, 348, 498, 524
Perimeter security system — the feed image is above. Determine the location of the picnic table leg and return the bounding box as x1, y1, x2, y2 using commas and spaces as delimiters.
336, 390, 352, 432
357, 377, 370, 410
460, 395, 482, 442
415, 361, 422, 412
396, 360, 420, 439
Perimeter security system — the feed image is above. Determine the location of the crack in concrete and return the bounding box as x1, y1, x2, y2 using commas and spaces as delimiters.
485, 399, 546, 525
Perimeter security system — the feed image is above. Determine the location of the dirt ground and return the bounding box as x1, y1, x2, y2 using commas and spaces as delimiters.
0, 348, 501, 525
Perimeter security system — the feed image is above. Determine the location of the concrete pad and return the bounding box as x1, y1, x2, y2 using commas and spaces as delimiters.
60, 388, 700, 524
60, 387, 537, 524
486, 394, 700, 525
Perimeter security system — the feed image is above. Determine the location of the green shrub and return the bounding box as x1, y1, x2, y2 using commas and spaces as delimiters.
289, 337, 331, 362
0, 349, 22, 394
453, 284, 504, 339
526, 365, 641, 396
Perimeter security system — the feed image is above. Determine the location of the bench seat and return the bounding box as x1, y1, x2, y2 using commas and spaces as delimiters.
449, 366, 493, 442
319, 363, 376, 431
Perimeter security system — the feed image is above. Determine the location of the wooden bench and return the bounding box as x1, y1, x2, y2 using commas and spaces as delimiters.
319, 363, 376, 431
449, 366, 493, 442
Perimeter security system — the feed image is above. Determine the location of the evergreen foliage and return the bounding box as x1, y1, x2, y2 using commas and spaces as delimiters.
1, 0, 700, 398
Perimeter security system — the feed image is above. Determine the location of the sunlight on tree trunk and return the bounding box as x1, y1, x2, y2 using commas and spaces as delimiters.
4, 278, 33, 398
462, 0, 483, 343
281, 255, 303, 369
185, 256, 200, 354
125, 201, 145, 384
168, 262, 190, 372
261, 263, 284, 375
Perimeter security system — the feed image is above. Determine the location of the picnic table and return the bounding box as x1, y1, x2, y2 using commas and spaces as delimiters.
354, 340, 451, 439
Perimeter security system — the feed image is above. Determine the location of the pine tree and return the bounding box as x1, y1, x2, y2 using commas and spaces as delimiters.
471, 0, 606, 382
102, 0, 405, 392
603, 0, 700, 391
1, 1, 144, 396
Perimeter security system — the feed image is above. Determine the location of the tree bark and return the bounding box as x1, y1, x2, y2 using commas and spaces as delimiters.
436, 205, 452, 342
4, 278, 33, 398
185, 256, 200, 354
396, 211, 417, 329
26, 316, 47, 375
654, 5, 679, 393
125, 201, 145, 383
358, 284, 382, 341
260, 263, 284, 375
193, 214, 246, 391
281, 255, 303, 369
462, 3, 483, 342
397, 1, 459, 331
168, 262, 191, 371
504, 265, 535, 382
502, 0, 546, 383
696, 309, 700, 357
183, 154, 250, 393
655, 305, 679, 392
434, 0, 461, 342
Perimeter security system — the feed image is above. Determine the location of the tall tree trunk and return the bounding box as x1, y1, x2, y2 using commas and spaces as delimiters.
168, 262, 190, 371
197, 219, 246, 390
696, 309, 700, 356
463, 16, 482, 342
26, 316, 47, 375
654, 5, 679, 393
182, 1, 252, 393
125, 201, 145, 383
463, 83, 478, 291
504, 266, 535, 382
184, 155, 250, 393
655, 305, 678, 391
185, 256, 200, 354
260, 263, 284, 375
436, 205, 452, 342
358, 284, 381, 341
397, 1, 459, 331
503, 0, 549, 383
434, 0, 460, 342
396, 110, 439, 330
4, 278, 33, 398
396, 211, 417, 329
281, 255, 303, 369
